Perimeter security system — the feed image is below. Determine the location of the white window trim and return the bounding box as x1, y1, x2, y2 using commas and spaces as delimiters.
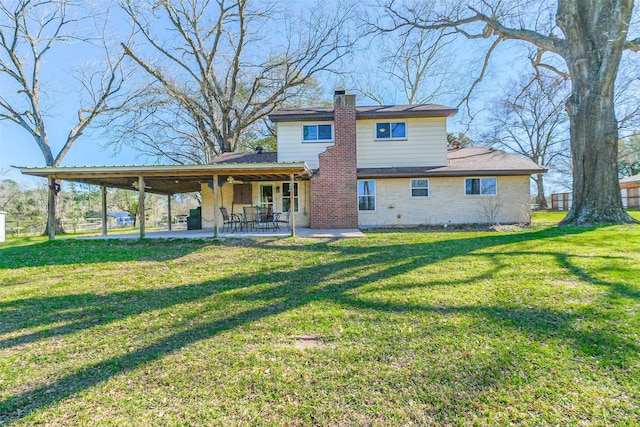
358, 179, 377, 212
374, 121, 407, 141
410, 178, 430, 198
281, 182, 300, 213
302, 123, 334, 143
464, 177, 498, 196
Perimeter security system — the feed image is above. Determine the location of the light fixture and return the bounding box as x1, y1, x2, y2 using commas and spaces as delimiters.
227, 176, 244, 184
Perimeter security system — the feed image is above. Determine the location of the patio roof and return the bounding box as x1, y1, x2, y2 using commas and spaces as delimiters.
17, 161, 313, 195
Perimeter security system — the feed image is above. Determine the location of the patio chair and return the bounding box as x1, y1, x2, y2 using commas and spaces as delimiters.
242, 206, 258, 231
274, 209, 290, 231
257, 207, 278, 231
219, 207, 241, 233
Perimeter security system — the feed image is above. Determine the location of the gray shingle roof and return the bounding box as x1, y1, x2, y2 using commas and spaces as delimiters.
212, 147, 546, 177
268, 104, 458, 122
210, 151, 277, 164
358, 147, 547, 178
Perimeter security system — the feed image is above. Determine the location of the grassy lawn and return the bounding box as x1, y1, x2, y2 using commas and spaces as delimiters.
532, 209, 640, 223
1, 225, 639, 425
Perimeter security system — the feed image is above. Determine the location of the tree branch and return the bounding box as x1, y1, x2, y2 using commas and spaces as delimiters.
626, 37, 640, 51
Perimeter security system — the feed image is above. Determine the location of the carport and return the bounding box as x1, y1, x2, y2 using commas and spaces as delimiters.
19, 162, 313, 240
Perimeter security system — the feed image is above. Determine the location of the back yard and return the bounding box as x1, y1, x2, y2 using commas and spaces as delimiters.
1, 222, 639, 425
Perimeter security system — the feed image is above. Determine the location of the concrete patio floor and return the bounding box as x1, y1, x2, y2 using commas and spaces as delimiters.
83, 227, 365, 240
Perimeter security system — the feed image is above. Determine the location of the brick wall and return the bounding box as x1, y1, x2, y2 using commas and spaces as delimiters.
310, 93, 358, 229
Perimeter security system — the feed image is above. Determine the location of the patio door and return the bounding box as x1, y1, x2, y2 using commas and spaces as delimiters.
259, 184, 274, 213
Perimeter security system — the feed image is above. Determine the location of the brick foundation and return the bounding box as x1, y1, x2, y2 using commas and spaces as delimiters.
310, 93, 358, 229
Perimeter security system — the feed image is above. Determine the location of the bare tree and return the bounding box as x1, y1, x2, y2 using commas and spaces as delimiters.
486, 72, 570, 209
0, 179, 21, 212
117, 0, 354, 164
378, 0, 640, 224
353, 25, 455, 105
0, 0, 139, 238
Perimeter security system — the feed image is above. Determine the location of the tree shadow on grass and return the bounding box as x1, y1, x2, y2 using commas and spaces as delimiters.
1, 225, 637, 423
0, 238, 215, 270
0, 278, 250, 347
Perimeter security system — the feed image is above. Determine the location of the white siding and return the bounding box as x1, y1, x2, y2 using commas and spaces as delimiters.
358, 176, 532, 227
356, 118, 447, 168
276, 121, 334, 169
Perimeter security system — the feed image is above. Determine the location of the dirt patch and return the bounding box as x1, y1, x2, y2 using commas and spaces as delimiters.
293, 335, 325, 350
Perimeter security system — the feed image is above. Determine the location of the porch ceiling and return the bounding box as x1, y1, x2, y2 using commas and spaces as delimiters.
18, 163, 312, 195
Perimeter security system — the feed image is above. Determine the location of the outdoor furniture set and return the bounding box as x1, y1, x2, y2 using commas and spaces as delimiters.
219, 207, 290, 233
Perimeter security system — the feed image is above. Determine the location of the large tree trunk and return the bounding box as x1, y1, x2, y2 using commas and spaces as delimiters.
558, 0, 636, 225
561, 88, 632, 224
44, 178, 65, 239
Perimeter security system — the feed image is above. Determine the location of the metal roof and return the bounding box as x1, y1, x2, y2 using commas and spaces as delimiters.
620, 173, 640, 184
18, 161, 313, 195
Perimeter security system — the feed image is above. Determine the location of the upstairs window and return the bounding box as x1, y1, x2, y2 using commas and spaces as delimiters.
303, 124, 333, 142
465, 178, 497, 195
376, 122, 406, 140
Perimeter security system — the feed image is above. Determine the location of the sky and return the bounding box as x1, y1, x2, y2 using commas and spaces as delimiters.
0, 1, 150, 185
0, 0, 560, 188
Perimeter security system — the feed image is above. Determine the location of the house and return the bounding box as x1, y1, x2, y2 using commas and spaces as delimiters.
620, 174, 640, 208
199, 90, 546, 229
552, 173, 640, 211
19, 90, 545, 238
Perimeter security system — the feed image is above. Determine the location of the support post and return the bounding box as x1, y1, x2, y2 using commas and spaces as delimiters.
101, 185, 108, 237
138, 176, 146, 238
289, 173, 296, 237
47, 176, 56, 240
167, 194, 173, 231
213, 174, 219, 238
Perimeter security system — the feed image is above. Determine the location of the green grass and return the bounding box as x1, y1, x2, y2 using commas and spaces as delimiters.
532, 209, 640, 223
1, 225, 639, 425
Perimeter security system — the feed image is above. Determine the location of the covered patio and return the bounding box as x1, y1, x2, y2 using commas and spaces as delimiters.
19, 160, 314, 240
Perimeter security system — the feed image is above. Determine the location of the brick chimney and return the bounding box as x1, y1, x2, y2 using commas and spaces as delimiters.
310, 90, 358, 229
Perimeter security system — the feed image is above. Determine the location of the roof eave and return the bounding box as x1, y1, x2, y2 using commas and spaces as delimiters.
269, 113, 334, 122
268, 108, 459, 122
355, 109, 458, 120
357, 167, 547, 178
18, 162, 313, 177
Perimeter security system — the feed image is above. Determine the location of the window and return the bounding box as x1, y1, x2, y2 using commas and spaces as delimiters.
376, 122, 406, 139
411, 179, 429, 197
281, 182, 299, 212
358, 180, 376, 211
303, 124, 333, 142
465, 178, 497, 195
